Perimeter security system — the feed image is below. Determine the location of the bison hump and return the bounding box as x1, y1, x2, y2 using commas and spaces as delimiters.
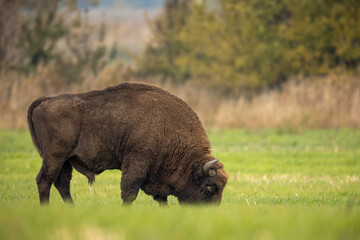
72, 97, 86, 112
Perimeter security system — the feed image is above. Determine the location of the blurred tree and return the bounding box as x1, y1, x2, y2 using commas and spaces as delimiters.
138, 0, 360, 94
0, 0, 75, 72
18, 0, 67, 71
0, 0, 22, 72
55, 10, 113, 83
0, 0, 118, 83
282, 0, 360, 74
137, 0, 192, 83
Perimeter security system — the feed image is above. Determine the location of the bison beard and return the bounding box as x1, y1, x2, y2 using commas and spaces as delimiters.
27, 83, 228, 205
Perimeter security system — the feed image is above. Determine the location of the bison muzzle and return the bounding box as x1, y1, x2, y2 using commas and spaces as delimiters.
27, 83, 228, 205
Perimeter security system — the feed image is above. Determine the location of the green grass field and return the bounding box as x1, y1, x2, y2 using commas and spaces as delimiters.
0, 129, 359, 239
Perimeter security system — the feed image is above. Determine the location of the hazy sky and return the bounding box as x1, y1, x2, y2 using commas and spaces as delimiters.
87, 0, 162, 21
96, 0, 164, 9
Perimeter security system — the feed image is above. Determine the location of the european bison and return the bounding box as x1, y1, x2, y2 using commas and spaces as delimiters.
27, 83, 228, 205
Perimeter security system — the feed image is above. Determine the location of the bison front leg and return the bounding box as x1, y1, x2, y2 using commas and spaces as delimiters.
120, 153, 149, 205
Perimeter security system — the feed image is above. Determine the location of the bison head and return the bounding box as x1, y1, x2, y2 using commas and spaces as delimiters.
176, 158, 228, 205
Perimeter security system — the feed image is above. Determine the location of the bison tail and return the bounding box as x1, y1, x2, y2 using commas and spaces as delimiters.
27, 96, 49, 156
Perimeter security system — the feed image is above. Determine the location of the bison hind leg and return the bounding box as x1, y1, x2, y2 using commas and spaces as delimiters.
54, 161, 74, 203
36, 156, 65, 205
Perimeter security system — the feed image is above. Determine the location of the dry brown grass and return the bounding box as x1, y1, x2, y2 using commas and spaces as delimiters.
0, 65, 359, 129
213, 74, 360, 129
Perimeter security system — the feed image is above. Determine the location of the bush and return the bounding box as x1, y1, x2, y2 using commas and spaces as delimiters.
138, 0, 360, 94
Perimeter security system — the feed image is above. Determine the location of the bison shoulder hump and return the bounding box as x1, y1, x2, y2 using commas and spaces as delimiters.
72, 97, 86, 112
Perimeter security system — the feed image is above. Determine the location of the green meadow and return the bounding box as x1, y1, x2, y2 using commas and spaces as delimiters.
0, 129, 359, 239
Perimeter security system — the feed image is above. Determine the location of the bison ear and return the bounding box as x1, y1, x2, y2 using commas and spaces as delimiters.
203, 159, 219, 177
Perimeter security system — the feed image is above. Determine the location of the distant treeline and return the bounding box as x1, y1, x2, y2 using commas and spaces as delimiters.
138, 0, 360, 94
0, 0, 359, 95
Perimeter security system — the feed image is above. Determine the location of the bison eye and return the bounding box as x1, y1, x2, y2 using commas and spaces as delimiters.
205, 185, 217, 196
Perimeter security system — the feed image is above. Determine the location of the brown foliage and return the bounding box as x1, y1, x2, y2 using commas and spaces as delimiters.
213, 74, 360, 129
1, 65, 359, 130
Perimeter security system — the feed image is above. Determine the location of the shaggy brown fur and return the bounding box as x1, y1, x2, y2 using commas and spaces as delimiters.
27, 82, 228, 205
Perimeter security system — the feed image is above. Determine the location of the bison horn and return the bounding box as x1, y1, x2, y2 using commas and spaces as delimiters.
203, 159, 219, 176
